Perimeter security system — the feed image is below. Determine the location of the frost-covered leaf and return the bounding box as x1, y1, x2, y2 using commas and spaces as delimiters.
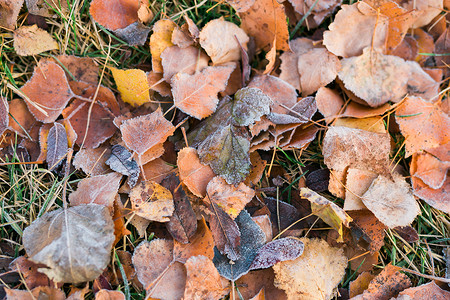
46, 122, 68, 170
394, 281, 450, 299
106, 145, 140, 188
0, 0, 24, 29
273, 238, 347, 300
129, 180, 174, 222
89, 0, 140, 31
23, 204, 115, 283
249, 238, 304, 270
14, 25, 58, 56
110, 67, 151, 107
360, 263, 411, 299
198, 124, 251, 185
232, 87, 272, 126
69, 172, 122, 208
150, 19, 176, 73
209, 203, 241, 261
171, 65, 235, 120
161, 46, 208, 81
213, 210, 266, 281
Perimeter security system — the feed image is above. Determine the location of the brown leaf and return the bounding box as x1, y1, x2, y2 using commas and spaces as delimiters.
46, 122, 68, 170
288, 0, 342, 27
323, 3, 388, 58
89, 0, 139, 31
205, 176, 255, 219
184, 255, 229, 300
161, 46, 208, 81
10, 256, 56, 289
348, 210, 386, 254
5, 286, 65, 300
297, 48, 341, 96
56, 55, 99, 84
209, 203, 241, 260
361, 173, 420, 228
323, 126, 391, 174
412, 176, 449, 214
273, 238, 347, 300
95, 289, 125, 300
338, 48, 411, 107
393, 226, 419, 243
141, 158, 175, 183
106, 145, 140, 188
344, 168, 378, 211
150, 19, 176, 73
173, 217, 215, 263
395, 96, 449, 157
14, 25, 58, 56
400, 0, 442, 28
171, 26, 194, 48
171, 65, 235, 120
8, 98, 37, 137
349, 272, 375, 298
147, 71, 172, 97
361, 263, 411, 300
161, 174, 197, 244
129, 180, 174, 222
20, 59, 73, 123
23, 204, 115, 283
252, 215, 272, 242
236, 269, 287, 300
199, 17, 249, 65
120, 108, 175, 161
0, 0, 24, 29
72, 146, 111, 176
245, 151, 267, 186
394, 281, 450, 299
239, 0, 289, 51
69, 172, 122, 208
411, 149, 449, 189
177, 147, 215, 198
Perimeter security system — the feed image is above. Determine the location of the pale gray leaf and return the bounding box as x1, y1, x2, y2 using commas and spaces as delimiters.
47, 122, 68, 171
232, 87, 272, 126
106, 144, 140, 188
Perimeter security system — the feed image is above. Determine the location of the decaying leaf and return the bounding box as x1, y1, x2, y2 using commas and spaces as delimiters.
113, 21, 151, 46
132, 239, 186, 299
349, 272, 375, 298
213, 210, 266, 281
56, 54, 99, 84
10, 256, 56, 289
300, 188, 352, 242
205, 176, 255, 219
199, 17, 249, 65
69, 172, 122, 208
249, 238, 304, 270
239, 0, 289, 51
237, 269, 288, 300
106, 145, 140, 188
171, 65, 235, 120
162, 174, 197, 244
0, 0, 24, 29
110, 67, 151, 107
14, 25, 58, 56
46, 122, 68, 170
323, 126, 391, 174
232, 87, 272, 127
361, 173, 420, 228
177, 147, 215, 197
395, 96, 450, 157
184, 255, 229, 300
23, 204, 115, 283
348, 210, 386, 254
198, 124, 251, 185
394, 281, 450, 299
73, 147, 111, 176
20, 59, 73, 123
209, 203, 241, 261
129, 180, 174, 222
338, 47, 411, 107
360, 263, 411, 299
150, 19, 177, 73
273, 238, 347, 300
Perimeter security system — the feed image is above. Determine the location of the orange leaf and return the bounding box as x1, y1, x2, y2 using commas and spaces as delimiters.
150, 19, 176, 73
89, 0, 139, 31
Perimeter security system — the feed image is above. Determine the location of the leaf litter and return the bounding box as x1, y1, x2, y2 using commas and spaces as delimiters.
2, 0, 450, 299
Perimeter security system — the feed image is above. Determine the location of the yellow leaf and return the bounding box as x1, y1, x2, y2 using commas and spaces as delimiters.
110, 67, 150, 107
150, 19, 176, 73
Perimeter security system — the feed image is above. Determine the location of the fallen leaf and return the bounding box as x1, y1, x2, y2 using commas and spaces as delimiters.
297, 48, 341, 96
344, 168, 378, 211
171, 26, 194, 48
348, 210, 386, 253
209, 203, 241, 261
120, 108, 175, 163
8, 98, 36, 137
393, 226, 419, 243
0, 0, 24, 29
20, 59, 73, 123
249, 238, 304, 270
273, 238, 347, 300
110, 67, 151, 107
141, 158, 175, 183
400, 0, 442, 28
5, 286, 65, 300
236, 269, 287, 300
10, 256, 56, 289
205, 176, 255, 219
89, 0, 139, 31
56, 54, 99, 84
160, 46, 209, 81
23, 204, 115, 283
406, 61, 440, 101
412, 176, 449, 214
288, 0, 342, 27
245, 151, 267, 186
46, 122, 68, 170
171, 65, 235, 120
361, 173, 420, 228
129, 180, 174, 222
214, 210, 266, 280
184, 255, 229, 300
323, 4, 388, 58
338, 47, 411, 107
14, 25, 58, 56
395, 96, 449, 157
264, 197, 301, 233
198, 124, 251, 185
252, 214, 272, 242
112, 197, 131, 245
222, 0, 254, 12
95, 289, 126, 300
361, 263, 411, 299
177, 147, 215, 198
69, 172, 122, 208
394, 281, 450, 299
232, 87, 272, 126
106, 145, 140, 188
150, 19, 176, 73
161, 174, 197, 244
113, 21, 151, 46
300, 188, 352, 242
305, 169, 330, 193
199, 17, 249, 65
132, 239, 186, 299
72, 146, 111, 176
349, 272, 375, 298
147, 71, 171, 97
411, 150, 449, 189
323, 126, 391, 174
239, 0, 289, 51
